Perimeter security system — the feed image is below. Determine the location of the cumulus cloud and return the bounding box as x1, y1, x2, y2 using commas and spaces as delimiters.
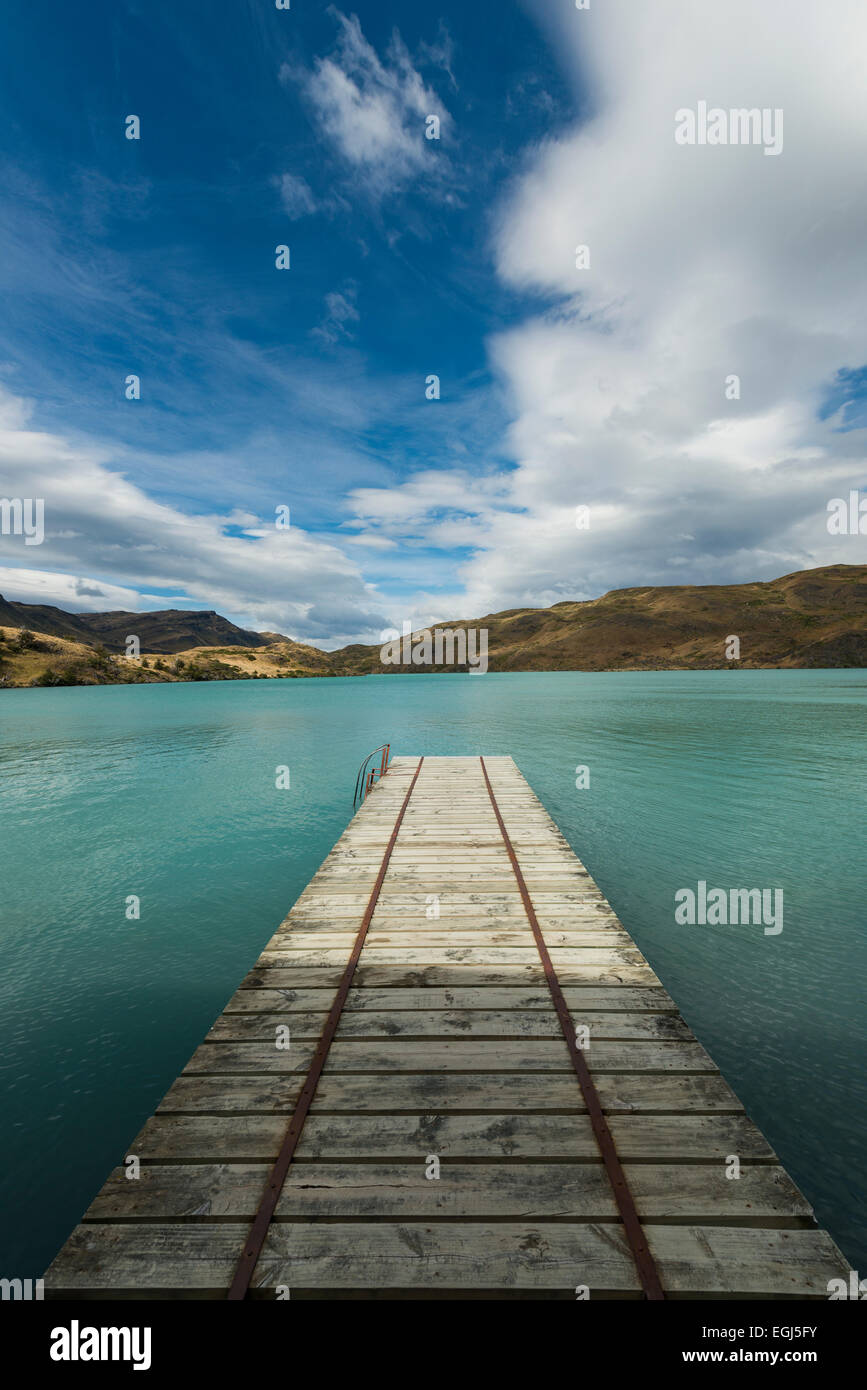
346, 0, 867, 616
0, 386, 387, 646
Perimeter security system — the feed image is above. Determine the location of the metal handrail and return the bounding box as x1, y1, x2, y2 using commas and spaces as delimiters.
353, 743, 391, 807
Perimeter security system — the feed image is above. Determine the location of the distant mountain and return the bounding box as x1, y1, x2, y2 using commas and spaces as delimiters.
0, 595, 97, 644
2, 565, 866, 685
0, 600, 280, 654
76, 608, 270, 654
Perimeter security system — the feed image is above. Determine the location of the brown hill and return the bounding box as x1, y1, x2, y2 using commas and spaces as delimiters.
318, 564, 867, 673
0, 627, 168, 687
170, 638, 333, 678
444, 564, 867, 672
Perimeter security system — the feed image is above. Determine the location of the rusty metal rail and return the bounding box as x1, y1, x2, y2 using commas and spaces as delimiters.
227, 754, 422, 1300
478, 754, 665, 1301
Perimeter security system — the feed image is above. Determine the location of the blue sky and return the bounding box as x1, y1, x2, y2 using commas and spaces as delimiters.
0, 1, 865, 644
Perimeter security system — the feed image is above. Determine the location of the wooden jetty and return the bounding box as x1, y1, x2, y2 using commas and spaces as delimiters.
45, 755, 851, 1299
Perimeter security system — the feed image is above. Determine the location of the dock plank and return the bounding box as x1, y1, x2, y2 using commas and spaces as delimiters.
45, 1223, 846, 1298
85, 1162, 813, 1222
126, 1112, 777, 1161
157, 1071, 744, 1115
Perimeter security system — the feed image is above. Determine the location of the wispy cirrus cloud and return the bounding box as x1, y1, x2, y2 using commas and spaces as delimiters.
312, 283, 360, 345
274, 172, 318, 220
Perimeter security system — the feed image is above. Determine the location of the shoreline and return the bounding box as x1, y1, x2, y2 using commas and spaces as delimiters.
3, 662, 864, 692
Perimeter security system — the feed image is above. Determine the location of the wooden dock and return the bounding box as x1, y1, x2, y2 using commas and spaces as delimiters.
45, 755, 851, 1299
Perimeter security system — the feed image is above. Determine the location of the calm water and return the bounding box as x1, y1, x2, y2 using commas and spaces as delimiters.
0, 671, 865, 1277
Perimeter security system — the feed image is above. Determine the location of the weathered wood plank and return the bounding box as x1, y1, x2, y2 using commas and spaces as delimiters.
256, 948, 651, 967
159, 1070, 743, 1115
206, 1010, 692, 1042
45, 1223, 849, 1297
130, 1112, 775, 1161
84, 1162, 813, 1222
279, 919, 626, 934
222, 987, 678, 1013
182, 1039, 715, 1073
241, 963, 663, 988
264, 932, 634, 951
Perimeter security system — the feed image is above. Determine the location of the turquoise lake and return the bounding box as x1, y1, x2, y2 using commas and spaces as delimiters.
0, 670, 865, 1277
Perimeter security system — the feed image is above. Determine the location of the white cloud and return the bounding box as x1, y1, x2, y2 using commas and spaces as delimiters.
0, 386, 387, 646
0, 567, 149, 612
343, 0, 867, 616
342, 533, 397, 550
283, 11, 450, 197
312, 283, 360, 345
349, 468, 509, 531
275, 172, 318, 220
